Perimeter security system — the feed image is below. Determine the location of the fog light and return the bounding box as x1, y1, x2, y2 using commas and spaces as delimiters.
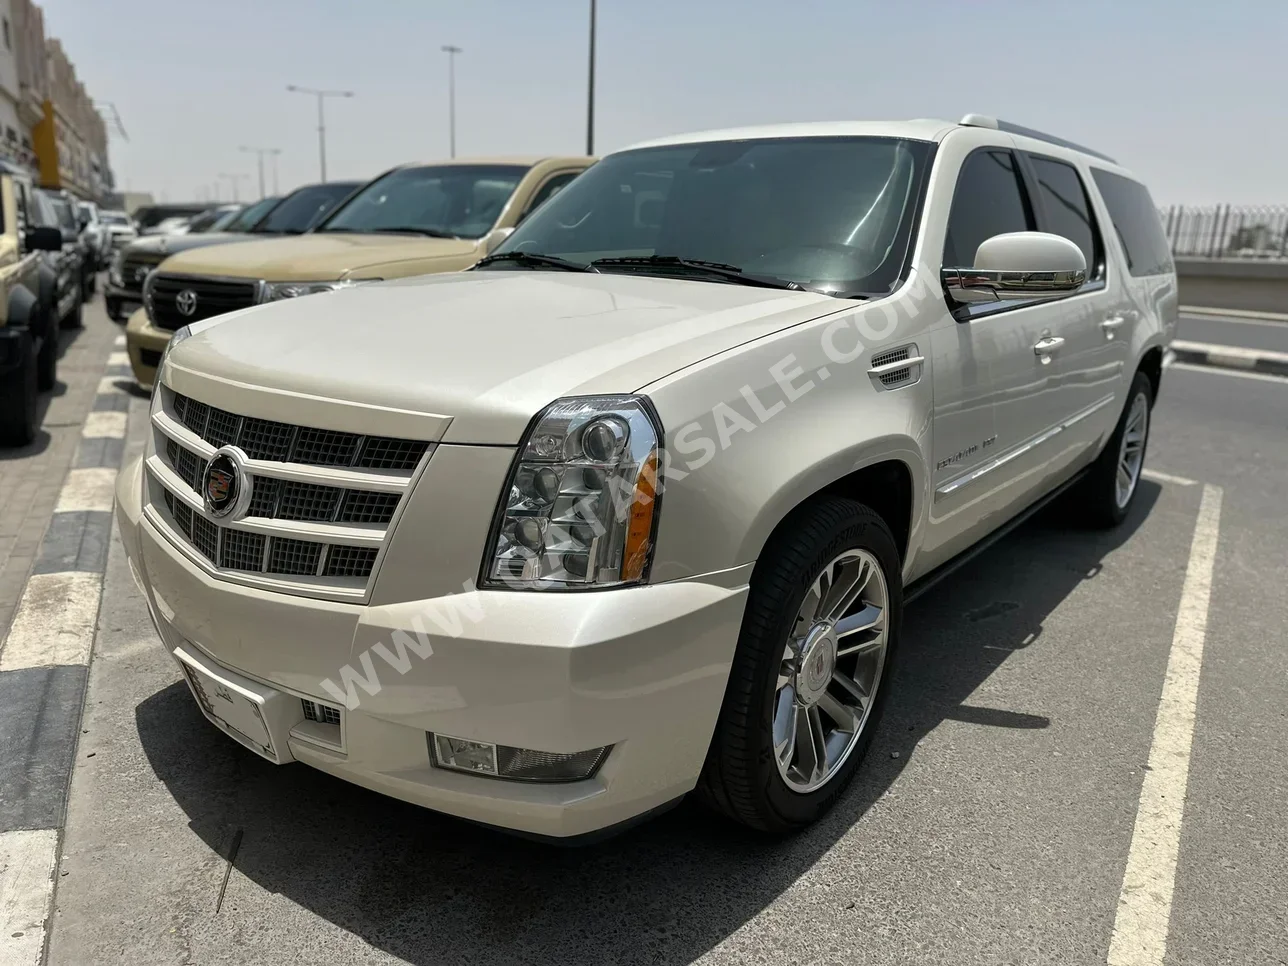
430, 733, 610, 783
431, 734, 498, 775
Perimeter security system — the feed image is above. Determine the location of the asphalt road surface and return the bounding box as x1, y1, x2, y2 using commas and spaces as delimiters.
34, 315, 1288, 966
1177, 309, 1288, 355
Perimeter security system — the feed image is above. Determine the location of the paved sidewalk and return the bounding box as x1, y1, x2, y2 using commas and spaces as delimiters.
0, 296, 137, 966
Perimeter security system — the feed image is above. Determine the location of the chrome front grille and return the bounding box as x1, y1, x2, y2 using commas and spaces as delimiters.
173, 393, 427, 470
145, 389, 434, 599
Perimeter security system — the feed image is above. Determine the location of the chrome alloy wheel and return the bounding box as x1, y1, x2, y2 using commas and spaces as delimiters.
1115, 392, 1149, 509
773, 548, 889, 794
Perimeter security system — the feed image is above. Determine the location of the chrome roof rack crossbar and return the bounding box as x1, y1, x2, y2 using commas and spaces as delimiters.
957, 114, 1117, 164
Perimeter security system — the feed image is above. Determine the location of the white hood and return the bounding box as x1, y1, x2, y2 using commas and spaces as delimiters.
168, 270, 843, 444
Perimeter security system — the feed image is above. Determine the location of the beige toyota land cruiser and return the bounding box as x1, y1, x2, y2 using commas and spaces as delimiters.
116, 117, 1176, 841
125, 156, 593, 388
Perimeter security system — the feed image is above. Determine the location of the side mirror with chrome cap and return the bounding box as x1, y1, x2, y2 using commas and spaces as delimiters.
942, 231, 1086, 304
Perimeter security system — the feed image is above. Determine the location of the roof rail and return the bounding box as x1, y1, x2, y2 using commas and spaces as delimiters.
957, 114, 1116, 164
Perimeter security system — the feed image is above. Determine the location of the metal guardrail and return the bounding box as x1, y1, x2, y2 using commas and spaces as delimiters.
1161, 205, 1288, 259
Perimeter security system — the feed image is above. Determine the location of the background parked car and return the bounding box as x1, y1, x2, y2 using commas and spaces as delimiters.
77, 201, 112, 270
133, 203, 210, 236
0, 162, 64, 446
125, 158, 591, 387
100, 209, 138, 250
40, 190, 95, 304
107, 182, 359, 323
34, 190, 86, 326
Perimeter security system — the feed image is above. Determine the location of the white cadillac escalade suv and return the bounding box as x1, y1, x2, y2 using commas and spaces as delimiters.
115, 115, 1177, 841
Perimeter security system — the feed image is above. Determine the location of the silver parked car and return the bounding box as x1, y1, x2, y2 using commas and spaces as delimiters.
115, 115, 1176, 841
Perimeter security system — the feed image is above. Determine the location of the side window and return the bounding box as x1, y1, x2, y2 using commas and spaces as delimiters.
1028, 156, 1103, 280
1090, 169, 1173, 277
943, 149, 1034, 268
520, 172, 579, 223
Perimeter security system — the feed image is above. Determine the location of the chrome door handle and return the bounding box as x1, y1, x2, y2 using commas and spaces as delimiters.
1101, 316, 1126, 339
1033, 336, 1065, 356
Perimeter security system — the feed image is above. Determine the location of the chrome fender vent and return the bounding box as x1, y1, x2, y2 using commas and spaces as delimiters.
867, 344, 924, 390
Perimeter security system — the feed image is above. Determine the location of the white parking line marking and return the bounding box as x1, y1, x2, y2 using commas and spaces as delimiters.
81, 411, 127, 439
96, 376, 126, 395
0, 829, 59, 966
1180, 311, 1288, 328
1108, 483, 1222, 966
113, 334, 125, 348
1141, 469, 1197, 487
1170, 362, 1288, 385
0, 572, 103, 669
107, 351, 129, 366
54, 468, 118, 513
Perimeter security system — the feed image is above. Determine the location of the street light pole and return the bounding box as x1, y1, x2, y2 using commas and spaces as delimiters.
441, 45, 462, 158
586, 0, 596, 155
239, 146, 281, 199
286, 85, 355, 182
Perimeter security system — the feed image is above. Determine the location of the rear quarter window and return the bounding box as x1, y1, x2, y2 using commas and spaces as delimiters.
1090, 169, 1174, 277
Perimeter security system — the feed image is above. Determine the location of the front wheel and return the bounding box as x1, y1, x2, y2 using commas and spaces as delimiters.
0, 342, 39, 447
697, 497, 902, 833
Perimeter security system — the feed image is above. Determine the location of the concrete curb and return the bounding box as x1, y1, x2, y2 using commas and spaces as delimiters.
1169, 339, 1288, 378
0, 331, 132, 966
1179, 305, 1288, 323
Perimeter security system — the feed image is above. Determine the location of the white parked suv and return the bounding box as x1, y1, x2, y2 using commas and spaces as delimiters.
115, 115, 1177, 841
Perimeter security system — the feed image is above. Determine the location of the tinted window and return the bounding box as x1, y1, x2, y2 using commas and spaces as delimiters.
1091, 170, 1173, 277
491, 137, 932, 297
319, 165, 529, 239
1029, 156, 1102, 279
185, 207, 233, 233
944, 150, 1033, 268
253, 183, 359, 234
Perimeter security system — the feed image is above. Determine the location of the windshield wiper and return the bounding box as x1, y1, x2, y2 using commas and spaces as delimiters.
370, 226, 459, 239
474, 251, 597, 272
588, 255, 803, 291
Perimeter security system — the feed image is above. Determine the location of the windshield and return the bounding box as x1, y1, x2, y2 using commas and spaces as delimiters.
486, 137, 932, 297
220, 196, 279, 232
134, 206, 206, 229
185, 207, 235, 233
319, 164, 529, 239
101, 212, 129, 226
78, 203, 96, 224
32, 192, 59, 229
253, 183, 359, 234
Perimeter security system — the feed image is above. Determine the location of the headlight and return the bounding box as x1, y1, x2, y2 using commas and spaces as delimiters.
109, 251, 124, 286
483, 395, 663, 590
261, 278, 380, 302
157, 323, 193, 379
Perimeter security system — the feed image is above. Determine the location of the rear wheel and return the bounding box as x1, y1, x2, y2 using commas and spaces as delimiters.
697, 497, 902, 833
0, 342, 39, 447
1078, 371, 1153, 528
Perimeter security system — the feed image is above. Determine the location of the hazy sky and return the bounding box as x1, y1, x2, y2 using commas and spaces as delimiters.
40, 0, 1288, 206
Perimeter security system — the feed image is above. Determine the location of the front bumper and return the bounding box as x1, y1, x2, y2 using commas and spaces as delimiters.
115, 455, 749, 839
105, 283, 143, 321
125, 308, 170, 391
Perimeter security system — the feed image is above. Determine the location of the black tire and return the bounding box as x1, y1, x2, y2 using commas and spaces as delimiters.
697, 497, 903, 833
36, 326, 57, 392
0, 341, 39, 447
1077, 371, 1154, 528
63, 285, 84, 329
